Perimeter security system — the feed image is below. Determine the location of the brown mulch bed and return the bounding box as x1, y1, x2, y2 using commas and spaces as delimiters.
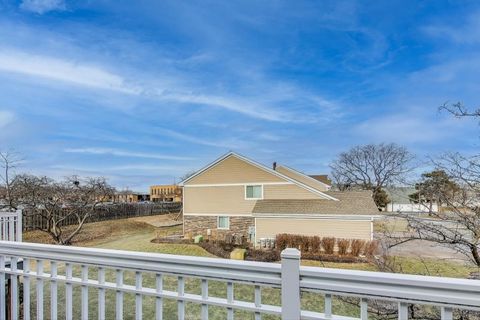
300, 252, 368, 263
151, 238, 367, 263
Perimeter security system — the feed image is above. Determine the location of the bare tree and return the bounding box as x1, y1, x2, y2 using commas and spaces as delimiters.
439, 102, 480, 119
390, 153, 480, 267
330, 143, 414, 208
12, 174, 114, 245
0, 149, 23, 209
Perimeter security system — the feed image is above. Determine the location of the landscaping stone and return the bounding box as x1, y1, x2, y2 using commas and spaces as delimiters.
194, 235, 204, 243
230, 248, 246, 260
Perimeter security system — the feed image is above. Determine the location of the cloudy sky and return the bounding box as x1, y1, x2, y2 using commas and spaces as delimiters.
1, 0, 480, 191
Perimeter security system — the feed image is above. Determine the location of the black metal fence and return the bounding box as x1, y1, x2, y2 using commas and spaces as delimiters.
22, 202, 182, 231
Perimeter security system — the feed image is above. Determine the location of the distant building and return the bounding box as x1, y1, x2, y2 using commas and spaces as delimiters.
385, 187, 438, 213
113, 191, 150, 203
150, 185, 182, 202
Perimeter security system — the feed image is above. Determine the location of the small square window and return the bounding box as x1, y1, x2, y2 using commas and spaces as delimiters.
245, 185, 262, 199
218, 216, 230, 229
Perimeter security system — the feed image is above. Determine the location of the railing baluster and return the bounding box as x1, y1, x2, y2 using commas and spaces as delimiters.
178, 276, 185, 320
50, 261, 58, 320
2, 217, 6, 240
81, 265, 89, 320
201, 279, 208, 320
398, 302, 408, 320
360, 298, 368, 320
254, 285, 261, 320
23, 258, 31, 320
227, 282, 234, 320
116, 269, 124, 320
441, 307, 453, 320
8, 216, 14, 240
65, 263, 73, 320
11, 257, 18, 320
135, 271, 143, 320
0, 255, 5, 319
98, 267, 106, 320
36, 259, 44, 320
324, 294, 332, 319
155, 273, 163, 320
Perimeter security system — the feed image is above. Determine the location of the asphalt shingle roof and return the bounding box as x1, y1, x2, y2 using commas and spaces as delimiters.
252, 191, 379, 215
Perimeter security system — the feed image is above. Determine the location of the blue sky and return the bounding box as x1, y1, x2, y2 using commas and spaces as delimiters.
1, 0, 480, 191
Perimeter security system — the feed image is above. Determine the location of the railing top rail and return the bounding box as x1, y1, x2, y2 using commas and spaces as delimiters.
2, 241, 480, 310
0, 210, 21, 218
300, 265, 480, 309
0, 241, 281, 285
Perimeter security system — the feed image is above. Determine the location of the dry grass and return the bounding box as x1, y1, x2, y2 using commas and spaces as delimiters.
23, 218, 156, 246
23, 216, 213, 258
374, 217, 409, 233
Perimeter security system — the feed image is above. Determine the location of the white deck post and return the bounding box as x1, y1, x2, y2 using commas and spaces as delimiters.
16, 210, 22, 242
281, 248, 301, 320
0, 255, 5, 319
441, 307, 453, 320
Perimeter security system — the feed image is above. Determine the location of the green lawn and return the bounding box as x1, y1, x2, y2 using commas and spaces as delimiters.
22, 216, 478, 319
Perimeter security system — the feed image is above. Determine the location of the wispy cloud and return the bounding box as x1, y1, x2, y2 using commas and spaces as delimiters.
0, 110, 14, 128
20, 0, 65, 14
50, 163, 194, 173
155, 128, 248, 149
422, 11, 480, 44
0, 49, 140, 94
64, 147, 193, 161
352, 113, 477, 149
0, 48, 324, 123
160, 92, 289, 122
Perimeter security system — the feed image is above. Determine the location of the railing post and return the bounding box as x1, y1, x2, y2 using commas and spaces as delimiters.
16, 210, 22, 242
281, 248, 301, 320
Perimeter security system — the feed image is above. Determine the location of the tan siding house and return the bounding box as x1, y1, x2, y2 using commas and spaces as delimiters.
255, 218, 372, 240
181, 152, 379, 244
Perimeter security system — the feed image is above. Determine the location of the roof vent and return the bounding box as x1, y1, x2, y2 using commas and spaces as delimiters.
273, 162, 277, 170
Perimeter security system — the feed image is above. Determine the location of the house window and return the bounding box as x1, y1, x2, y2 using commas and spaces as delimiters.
245, 185, 263, 199
217, 216, 230, 229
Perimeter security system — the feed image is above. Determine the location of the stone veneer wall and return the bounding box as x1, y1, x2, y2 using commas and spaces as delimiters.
184, 215, 254, 239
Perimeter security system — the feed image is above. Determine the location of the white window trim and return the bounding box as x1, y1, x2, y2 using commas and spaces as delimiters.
245, 184, 264, 200
217, 216, 230, 230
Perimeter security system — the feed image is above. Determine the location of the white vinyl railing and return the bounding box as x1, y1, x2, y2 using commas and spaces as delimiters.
0, 242, 479, 320
0, 210, 22, 242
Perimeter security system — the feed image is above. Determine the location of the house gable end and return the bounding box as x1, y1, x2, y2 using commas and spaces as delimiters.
184, 153, 286, 185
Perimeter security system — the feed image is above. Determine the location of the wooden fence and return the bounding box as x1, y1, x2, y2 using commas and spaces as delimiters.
22, 202, 182, 231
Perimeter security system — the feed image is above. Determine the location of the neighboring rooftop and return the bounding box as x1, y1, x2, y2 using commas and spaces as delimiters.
386, 187, 416, 203
309, 175, 332, 186
252, 190, 379, 215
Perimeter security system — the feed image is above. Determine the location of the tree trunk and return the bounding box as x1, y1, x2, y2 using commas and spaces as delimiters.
471, 244, 480, 267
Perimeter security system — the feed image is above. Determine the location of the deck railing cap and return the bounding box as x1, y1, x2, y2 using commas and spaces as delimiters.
281, 248, 300, 259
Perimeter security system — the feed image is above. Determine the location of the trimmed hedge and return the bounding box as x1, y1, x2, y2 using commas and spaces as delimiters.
275, 233, 378, 258
337, 239, 350, 256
